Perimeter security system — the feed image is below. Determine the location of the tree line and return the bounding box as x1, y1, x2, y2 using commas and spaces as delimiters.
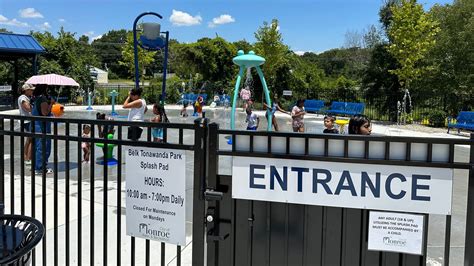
0, 0, 472, 122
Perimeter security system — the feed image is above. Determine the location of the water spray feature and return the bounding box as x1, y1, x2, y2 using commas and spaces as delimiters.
398, 88, 412, 125
230, 50, 272, 131
86, 89, 93, 111
110, 89, 119, 116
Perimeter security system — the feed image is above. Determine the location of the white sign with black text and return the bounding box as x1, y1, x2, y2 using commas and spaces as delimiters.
0, 85, 12, 92
368, 211, 424, 255
126, 146, 186, 246
232, 156, 453, 215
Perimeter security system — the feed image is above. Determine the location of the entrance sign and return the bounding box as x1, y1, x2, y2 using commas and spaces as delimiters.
126, 146, 186, 246
232, 156, 453, 215
368, 211, 425, 255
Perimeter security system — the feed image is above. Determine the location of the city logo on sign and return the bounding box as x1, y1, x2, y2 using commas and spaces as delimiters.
383, 236, 407, 247
139, 223, 171, 239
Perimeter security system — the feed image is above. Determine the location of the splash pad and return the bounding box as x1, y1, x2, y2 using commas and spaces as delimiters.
230, 50, 272, 132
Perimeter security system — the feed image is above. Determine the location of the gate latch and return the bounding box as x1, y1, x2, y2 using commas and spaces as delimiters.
204, 189, 223, 201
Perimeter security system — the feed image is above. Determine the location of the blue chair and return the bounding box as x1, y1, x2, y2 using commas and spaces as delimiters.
304, 100, 325, 113
448, 111, 474, 133
345, 102, 365, 116
326, 102, 347, 115
326, 101, 365, 116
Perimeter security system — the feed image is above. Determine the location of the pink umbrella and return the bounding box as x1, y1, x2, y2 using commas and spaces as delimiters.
25, 74, 80, 87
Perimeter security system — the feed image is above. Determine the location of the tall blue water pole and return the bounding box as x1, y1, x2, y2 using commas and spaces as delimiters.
255, 66, 272, 132
132, 12, 165, 90
161, 31, 169, 104
230, 50, 272, 131
86, 90, 93, 110
230, 67, 245, 130
110, 90, 118, 116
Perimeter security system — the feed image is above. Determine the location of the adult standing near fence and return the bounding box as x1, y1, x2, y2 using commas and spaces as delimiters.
18, 83, 34, 165
123, 88, 147, 141
291, 99, 306, 132
32, 84, 54, 174
348, 115, 372, 135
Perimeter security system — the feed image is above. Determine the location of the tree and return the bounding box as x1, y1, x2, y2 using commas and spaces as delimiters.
119, 32, 157, 80
92, 29, 129, 79
31, 28, 97, 89
379, 0, 401, 34
387, 0, 440, 88
363, 25, 384, 49
344, 30, 363, 48
254, 19, 289, 89
419, 0, 474, 113
233, 39, 254, 53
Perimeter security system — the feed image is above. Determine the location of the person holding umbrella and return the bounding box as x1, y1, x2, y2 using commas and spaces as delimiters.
32, 84, 54, 174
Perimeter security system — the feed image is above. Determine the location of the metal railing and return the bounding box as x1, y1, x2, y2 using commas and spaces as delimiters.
204, 123, 473, 266
0, 114, 206, 266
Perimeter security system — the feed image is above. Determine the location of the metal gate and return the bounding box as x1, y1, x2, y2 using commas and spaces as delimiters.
0, 114, 207, 265
1, 114, 473, 266
193, 123, 474, 266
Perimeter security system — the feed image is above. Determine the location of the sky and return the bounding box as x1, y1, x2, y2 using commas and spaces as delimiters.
0, 0, 453, 54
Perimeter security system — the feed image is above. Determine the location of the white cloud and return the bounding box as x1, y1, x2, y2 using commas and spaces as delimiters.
58, 18, 66, 23
208, 14, 235, 28
169, 10, 202, 26
84, 31, 95, 37
294, 50, 318, 56
37, 22, 51, 31
19, 8, 43, 19
83, 31, 102, 42
91, 34, 103, 41
0, 15, 29, 27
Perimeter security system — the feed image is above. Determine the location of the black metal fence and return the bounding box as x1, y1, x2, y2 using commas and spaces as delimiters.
199, 123, 474, 266
0, 113, 473, 266
0, 114, 206, 265
308, 90, 474, 123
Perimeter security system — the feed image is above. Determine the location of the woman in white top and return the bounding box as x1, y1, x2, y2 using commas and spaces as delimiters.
18, 83, 35, 164
123, 88, 147, 140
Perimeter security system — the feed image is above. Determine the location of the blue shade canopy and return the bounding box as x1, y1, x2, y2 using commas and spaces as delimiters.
0, 33, 45, 55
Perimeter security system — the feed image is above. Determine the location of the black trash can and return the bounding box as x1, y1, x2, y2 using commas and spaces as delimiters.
0, 215, 44, 266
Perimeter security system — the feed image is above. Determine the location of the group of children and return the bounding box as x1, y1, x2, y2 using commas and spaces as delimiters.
179, 95, 205, 118
245, 103, 372, 135
80, 103, 169, 163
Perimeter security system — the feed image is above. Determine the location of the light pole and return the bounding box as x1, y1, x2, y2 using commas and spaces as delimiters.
133, 12, 169, 103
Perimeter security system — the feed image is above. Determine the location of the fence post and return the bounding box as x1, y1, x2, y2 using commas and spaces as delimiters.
192, 118, 208, 266
206, 123, 220, 266
0, 117, 4, 213
464, 133, 474, 266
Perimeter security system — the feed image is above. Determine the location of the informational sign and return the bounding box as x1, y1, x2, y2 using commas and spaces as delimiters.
368, 211, 425, 255
282, 90, 292, 96
232, 156, 453, 215
126, 146, 186, 246
0, 85, 12, 92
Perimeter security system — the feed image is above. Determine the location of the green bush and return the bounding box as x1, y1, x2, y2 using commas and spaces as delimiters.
427, 110, 447, 127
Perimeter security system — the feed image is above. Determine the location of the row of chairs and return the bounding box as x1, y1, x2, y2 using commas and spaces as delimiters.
448, 111, 474, 133
304, 100, 365, 116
